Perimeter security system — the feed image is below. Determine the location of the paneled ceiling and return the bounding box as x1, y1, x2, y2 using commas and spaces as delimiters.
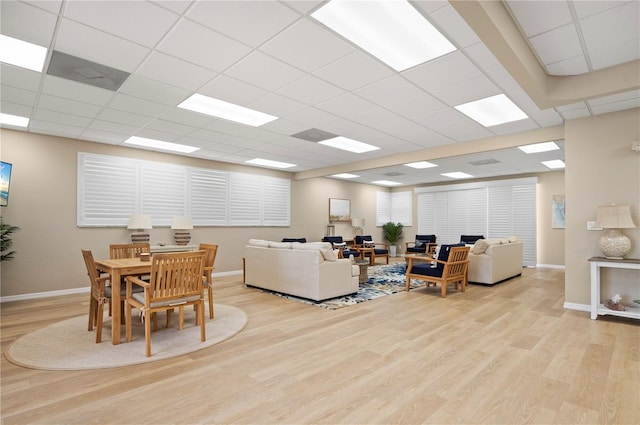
1, 0, 638, 186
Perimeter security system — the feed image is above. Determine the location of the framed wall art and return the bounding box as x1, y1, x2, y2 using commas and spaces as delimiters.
329, 198, 350, 223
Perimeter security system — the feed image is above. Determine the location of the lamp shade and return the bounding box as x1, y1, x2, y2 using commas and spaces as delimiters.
127, 214, 152, 230
595, 205, 636, 229
171, 216, 193, 230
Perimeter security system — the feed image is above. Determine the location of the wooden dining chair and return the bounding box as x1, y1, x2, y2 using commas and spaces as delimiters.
109, 243, 150, 259
82, 249, 118, 343
125, 250, 206, 357
199, 243, 218, 319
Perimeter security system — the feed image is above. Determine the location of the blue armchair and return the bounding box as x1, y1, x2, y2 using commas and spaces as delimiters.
322, 236, 360, 260
405, 243, 469, 297
354, 235, 389, 265
405, 234, 437, 254
282, 237, 306, 243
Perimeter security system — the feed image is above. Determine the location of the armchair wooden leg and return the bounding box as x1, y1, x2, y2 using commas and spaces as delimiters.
145, 310, 152, 357
208, 286, 214, 319
95, 302, 104, 343
441, 283, 447, 298
125, 302, 132, 342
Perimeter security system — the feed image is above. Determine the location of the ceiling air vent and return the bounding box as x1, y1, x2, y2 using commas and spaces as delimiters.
469, 158, 500, 166
384, 171, 404, 177
46, 51, 130, 91
290, 128, 337, 142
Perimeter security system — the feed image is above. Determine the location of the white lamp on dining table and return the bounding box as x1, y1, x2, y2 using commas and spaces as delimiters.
594, 204, 636, 259
127, 214, 152, 243
172, 216, 193, 246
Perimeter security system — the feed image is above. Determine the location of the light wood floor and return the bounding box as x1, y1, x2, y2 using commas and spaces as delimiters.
2, 263, 639, 424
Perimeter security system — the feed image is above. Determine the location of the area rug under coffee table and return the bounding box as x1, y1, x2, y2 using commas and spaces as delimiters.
254, 263, 425, 309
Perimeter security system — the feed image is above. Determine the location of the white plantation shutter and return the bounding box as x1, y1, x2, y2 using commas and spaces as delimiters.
77, 153, 137, 226
140, 162, 188, 226
190, 168, 228, 226
416, 178, 536, 264
78, 153, 291, 227
376, 191, 391, 225
377, 190, 412, 226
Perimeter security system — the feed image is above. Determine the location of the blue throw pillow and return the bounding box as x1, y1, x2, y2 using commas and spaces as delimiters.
414, 239, 425, 248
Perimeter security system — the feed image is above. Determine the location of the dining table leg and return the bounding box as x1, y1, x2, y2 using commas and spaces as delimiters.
111, 269, 122, 345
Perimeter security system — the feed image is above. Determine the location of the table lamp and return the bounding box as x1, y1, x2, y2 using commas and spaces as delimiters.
172, 216, 193, 246
352, 218, 364, 237
594, 204, 636, 259
127, 214, 152, 243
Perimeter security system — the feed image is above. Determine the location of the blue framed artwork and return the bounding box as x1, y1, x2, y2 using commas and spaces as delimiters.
1, 161, 13, 207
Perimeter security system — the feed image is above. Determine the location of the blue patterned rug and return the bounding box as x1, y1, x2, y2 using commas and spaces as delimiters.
254, 263, 425, 310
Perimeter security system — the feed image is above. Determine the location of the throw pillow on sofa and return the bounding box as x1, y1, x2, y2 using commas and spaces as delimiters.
472, 239, 489, 254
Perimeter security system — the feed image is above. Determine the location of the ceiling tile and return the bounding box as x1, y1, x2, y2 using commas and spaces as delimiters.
403, 51, 483, 93
33, 109, 92, 128
226, 51, 306, 91
0, 64, 43, 91
37, 94, 103, 118
355, 75, 423, 107
151, 0, 193, 15
385, 93, 448, 119
430, 75, 500, 106
0, 1, 57, 46
0, 85, 37, 107
80, 128, 128, 145
505, 0, 573, 37
136, 52, 217, 91
187, 1, 300, 47
107, 93, 172, 117
276, 74, 345, 105
199, 75, 268, 106
97, 108, 155, 128
260, 19, 354, 72
118, 75, 190, 106
0, 100, 33, 118
545, 55, 589, 76
430, 4, 480, 48
579, 1, 640, 70
317, 93, 379, 120
572, 0, 629, 19
313, 51, 394, 91
156, 18, 252, 72
530, 24, 583, 66
87, 119, 141, 135
41, 75, 114, 105
144, 119, 196, 137
54, 18, 150, 72
30, 120, 83, 138
159, 107, 215, 128
248, 92, 307, 118
63, 1, 179, 47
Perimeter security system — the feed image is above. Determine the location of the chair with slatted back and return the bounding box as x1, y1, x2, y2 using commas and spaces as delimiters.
199, 243, 218, 319
82, 249, 118, 343
125, 250, 206, 357
109, 243, 150, 259
405, 244, 470, 297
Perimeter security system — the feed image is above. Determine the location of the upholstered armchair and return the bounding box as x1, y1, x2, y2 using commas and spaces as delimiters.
282, 237, 307, 243
354, 235, 389, 265
405, 243, 470, 298
460, 235, 484, 244
405, 234, 437, 254
322, 236, 361, 260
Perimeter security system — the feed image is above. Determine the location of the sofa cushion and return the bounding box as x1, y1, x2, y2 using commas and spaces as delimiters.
292, 242, 337, 261
248, 239, 270, 247
269, 241, 292, 249
508, 236, 520, 243
472, 239, 489, 254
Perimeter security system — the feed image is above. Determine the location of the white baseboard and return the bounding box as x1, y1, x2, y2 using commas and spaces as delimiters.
563, 302, 590, 312
0, 270, 244, 303
536, 264, 566, 269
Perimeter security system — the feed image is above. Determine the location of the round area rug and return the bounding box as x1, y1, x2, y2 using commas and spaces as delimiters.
4, 304, 247, 370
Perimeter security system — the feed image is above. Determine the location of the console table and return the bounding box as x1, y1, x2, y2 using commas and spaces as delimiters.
151, 244, 197, 253
588, 257, 640, 320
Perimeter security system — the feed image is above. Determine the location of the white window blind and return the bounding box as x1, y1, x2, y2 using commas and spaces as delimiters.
77, 152, 291, 227
415, 178, 536, 265
376, 190, 412, 226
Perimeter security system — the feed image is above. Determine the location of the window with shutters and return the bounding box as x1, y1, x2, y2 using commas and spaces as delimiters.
77, 152, 290, 227
376, 190, 412, 226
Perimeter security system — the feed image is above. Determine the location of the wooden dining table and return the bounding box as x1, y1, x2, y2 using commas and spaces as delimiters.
94, 257, 152, 345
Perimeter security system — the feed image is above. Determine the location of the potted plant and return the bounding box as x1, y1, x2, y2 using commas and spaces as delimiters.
1, 218, 20, 262
382, 221, 404, 257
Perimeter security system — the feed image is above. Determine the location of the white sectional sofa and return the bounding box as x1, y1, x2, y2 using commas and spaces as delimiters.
467, 237, 523, 285
243, 239, 360, 301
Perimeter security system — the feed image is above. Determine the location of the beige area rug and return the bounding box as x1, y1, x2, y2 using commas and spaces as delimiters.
4, 304, 247, 370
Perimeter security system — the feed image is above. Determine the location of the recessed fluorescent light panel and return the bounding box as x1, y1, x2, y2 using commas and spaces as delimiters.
318, 136, 380, 153
246, 158, 296, 169
442, 172, 473, 179
542, 159, 565, 169
0, 34, 47, 72
124, 136, 199, 153
455, 94, 528, 127
178, 94, 278, 127
0, 112, 29, 127
518, 141, 560, 154
332, 173, 360, 179
372, 180, 402, 186
404, 161, 437, 169
312, 0, 456, 71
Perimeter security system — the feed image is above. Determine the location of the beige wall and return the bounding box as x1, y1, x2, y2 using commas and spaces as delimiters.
564, 108, 640, 306
536, 171, 566, 266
